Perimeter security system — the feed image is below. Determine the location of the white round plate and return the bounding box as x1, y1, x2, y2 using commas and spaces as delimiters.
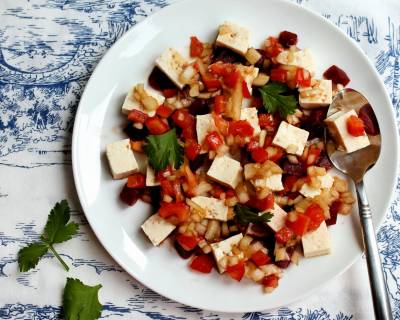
72, 0, 399, 312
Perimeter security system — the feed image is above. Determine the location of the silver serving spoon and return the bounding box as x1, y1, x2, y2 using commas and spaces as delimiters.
325, 88, 393, 319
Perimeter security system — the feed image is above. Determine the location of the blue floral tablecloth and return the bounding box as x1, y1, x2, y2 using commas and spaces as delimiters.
0, 0, 399, 319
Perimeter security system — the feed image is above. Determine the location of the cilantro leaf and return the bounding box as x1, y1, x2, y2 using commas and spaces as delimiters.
18, 243, 49, 272
144, 128, 183, 170
17, 199, 79, 272
63, 278, 103, 320
234, 204, 274, 226
259, 82, 297, 117
42, 200, 79, 244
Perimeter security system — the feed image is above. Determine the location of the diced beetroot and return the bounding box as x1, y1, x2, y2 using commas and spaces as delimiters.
326, 200, 341, 226
275, 260, 291, 269
323, 65, 350, 86
148, 67, 177, 91
211, 47, 246, 64
315, 152, 333, 171
278, 31, 298, 48
120, 184, 141, 206
188, 98, 211, 115
174, 240, 194, 259
300, 108, 327, 139
358, 103, 379, 136
282, 160, 306, 176
246, 223, 270, 238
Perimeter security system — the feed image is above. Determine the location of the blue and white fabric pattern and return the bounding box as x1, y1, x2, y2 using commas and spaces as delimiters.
0, 0, 399, 319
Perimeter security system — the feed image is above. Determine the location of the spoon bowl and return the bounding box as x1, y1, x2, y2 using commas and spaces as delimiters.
325, 88, 393, 319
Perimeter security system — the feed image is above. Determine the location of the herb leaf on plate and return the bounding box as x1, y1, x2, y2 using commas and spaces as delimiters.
144, 128, 183, 170
63, 278, 103, 320
17, 199, 79, 272
234, 204, 273, 226
259, 82, 297, 117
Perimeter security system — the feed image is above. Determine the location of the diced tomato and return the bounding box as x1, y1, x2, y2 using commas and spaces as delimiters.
160, 178, 175, 196
156, 165, 173, 180
205, 131, 224, 151
210, 185, 225, 199
156, 104, 174, 118
283, 175, 298, 192
268, 147, 284, 162
251, 250, 271, 267
172, 109, 192, 127
182, 122, 196, 140
176, 234, 198, 251
224, 70, 242, 88
190, 36, 204, 57
264, 135, 274, 147
262, 274, 279, 288
190, 255, 214, 273
275, 226, 294, 245
183, 163, 197, 197
286, 213, 311, 236
246, 194, 274, 211
145, 116, 169, 135
127, 109, 148, 124
158, 202, 190, 223
120, 184, 141, 206
127, 173, 146, 189
264, 36, 283, 58
305, 204, 325, 231
226, 261, 245, 281
225, 189, 236, 199
295, 68, 311, 87
214, 95, 226, 114
270, 68, 287, 83
185, 140, 201, 161
209, 62, 235, 76
346, 115, 365, 137
251, 147, 268, 163
258, 113, 277, 131
203, 75, 221, 90
323, 65, 350, 86
212, 113, 229, 136
242, 80, 252, 98
229, 120, 254, 137
163, 88, 178, 98
247, 139, 259, 151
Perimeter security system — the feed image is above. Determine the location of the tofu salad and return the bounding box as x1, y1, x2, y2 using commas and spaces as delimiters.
105, 22, 378, 293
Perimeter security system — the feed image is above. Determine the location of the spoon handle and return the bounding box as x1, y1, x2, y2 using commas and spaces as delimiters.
355, 180, 393, 319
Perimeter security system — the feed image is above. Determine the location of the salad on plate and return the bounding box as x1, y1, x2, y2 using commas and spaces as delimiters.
105, 22, 376, 293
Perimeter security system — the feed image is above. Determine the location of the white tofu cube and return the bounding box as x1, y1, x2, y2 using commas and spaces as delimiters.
237, 65, 259, 94
240, 107, 261, 136
263, 203, 287, 232
191, 196, 228, 221
196, 114, 217, 153
318, 173, 334, 189
216, 22, 250, 56
276, 48, 315, 74
210, 233, 243, 273
141, 214, 176, 246
106, 139, 139, 179
207, 155, 243, 189
146, 165, 159, 187
299, 80, 332, 109
121, 85, 165, 115
253, 174, 284, 191
272, 121, 309, 156
302, 222, 331, 258
155, 48, 187, 89
325, 109, 370, 153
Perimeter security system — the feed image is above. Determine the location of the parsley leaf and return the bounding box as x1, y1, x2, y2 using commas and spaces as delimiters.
17, 200, 79, 272
18, 243, 49, 272
42, 200, 79, 244
234, 204, 274, 226
259, 82, 297, 117
63, 278, 103, 320
144, 128, 183, 170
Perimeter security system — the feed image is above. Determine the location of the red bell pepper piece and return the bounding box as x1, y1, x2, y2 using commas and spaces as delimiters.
190, 255, 214, 273
127, 109, 148, 124
251, 250, 271, 267
275, 226, 294, 245
176, 234, 198, 251
158, 202, 190, 223
163, 88, 178, 98
246, 194, 274, 211
214, 95, 226, 114
295, 68, 311, 87
264, 36, 283, 58
127, 173, 146, 189
228, 120, 254, 137
185, 140, 201, 161
270, 68, 287, 83
251, 147, 268, 163
156, 104, 174, 118
205, 131, 223, 151
346, 115, 365, 137
262, 274, 279, 288
145, 116, 169, 135
286, 213, 311, 236
190, 36, 204, 57
242, 80, 252, 98
305, 203, 325, 231
226, 261, 245, 281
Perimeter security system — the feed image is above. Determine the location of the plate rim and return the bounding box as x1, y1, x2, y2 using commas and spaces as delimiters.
72, 0, 399, 312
